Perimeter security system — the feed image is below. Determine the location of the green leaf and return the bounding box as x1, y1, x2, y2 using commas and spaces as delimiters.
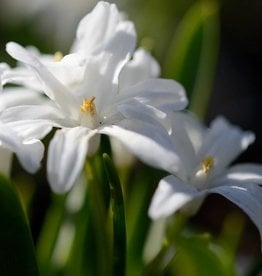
0, 174, 39, 275
163, 0, 219, 119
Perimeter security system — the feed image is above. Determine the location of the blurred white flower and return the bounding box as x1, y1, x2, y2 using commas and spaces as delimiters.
149, 112, 262, 244
3, 2, 188, 193
0, 0, 126, 48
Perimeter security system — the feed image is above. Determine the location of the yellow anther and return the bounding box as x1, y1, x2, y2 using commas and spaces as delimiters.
54, 51, 63, 62
80, 97, 96, 115
200, 156, 214, 174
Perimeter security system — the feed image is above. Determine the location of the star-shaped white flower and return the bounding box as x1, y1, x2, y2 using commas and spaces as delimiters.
149, 112, 262, 243
2, 2, 188, 192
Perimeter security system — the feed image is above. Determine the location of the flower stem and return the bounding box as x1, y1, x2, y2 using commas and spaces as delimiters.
103, 153, 126, 276
85, 158, 111, 276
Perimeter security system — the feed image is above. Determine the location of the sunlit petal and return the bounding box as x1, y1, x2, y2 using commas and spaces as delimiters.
116, 79, 188, 112
119, 48, 160, 90
6, 42, 78, 118
100, 119, 180, 174
72, 2, 131, 56
0, 88, 46, 111
148, 175, 201, 219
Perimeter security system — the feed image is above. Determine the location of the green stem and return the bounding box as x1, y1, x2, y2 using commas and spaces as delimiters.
85, 157, 111, 276
103, 153, 126, 276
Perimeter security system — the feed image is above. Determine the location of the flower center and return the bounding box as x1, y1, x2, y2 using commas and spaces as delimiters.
80, 97, 96, 115
54, 51, 63, 62
197, 156, 214, 175
79, 97, 101, 129
193, 156, 215, 189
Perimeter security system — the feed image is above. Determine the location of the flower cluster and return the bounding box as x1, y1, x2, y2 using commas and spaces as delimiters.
1, 0, 262, 251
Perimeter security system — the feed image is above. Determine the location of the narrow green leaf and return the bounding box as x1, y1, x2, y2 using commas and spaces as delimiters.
163, 0, 219, 119
103, 153, 126, 276
0, 174, 39, 275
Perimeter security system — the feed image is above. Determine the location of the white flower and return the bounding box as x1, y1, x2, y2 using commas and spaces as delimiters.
149, 112, 262, 243
2, 2, 188, 193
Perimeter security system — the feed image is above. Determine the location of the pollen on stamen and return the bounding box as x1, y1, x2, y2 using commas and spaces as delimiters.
80, 97, 96, 115
199, 156, 214, 175
54, 51, 63, 62
193, 155, 215, 188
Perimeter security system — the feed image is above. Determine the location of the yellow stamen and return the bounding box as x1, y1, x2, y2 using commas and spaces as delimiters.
54, 51, 63, 62
200, 156, 214, 174
80, 97, 96, 115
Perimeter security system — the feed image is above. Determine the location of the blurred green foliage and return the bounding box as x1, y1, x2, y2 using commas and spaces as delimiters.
0, 174, 39, 275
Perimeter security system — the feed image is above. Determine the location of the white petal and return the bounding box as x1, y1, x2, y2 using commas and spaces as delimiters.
116, 102, 172, 134
0, 105, 67, 125
18, 139, 45, 173
148, 175, 201, 219
77, 19, 136, 110
0, 62, 9, 90
222, 163, 262, 184
6, 42, 40, 67
210, 184, 262, 247
3, 53, 85, 92
72, 2, 132, 56
0, 87, 46, 111
45, 53, 85, 88
6, 42, 78, 118
1, 66, 43, 91
119, 48, 160, 90
117, 79, 188, 112
72, 2, 119, 55
0, 123, 44, 173
47, 127, 98, 193
167, 112, 206, 176
74, 56, 114, 111
170, 112, 205, 153
199, 117, 255, 173
100, 119, 180, 173
102, 20, 136, 85
6, 120, 54, 141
